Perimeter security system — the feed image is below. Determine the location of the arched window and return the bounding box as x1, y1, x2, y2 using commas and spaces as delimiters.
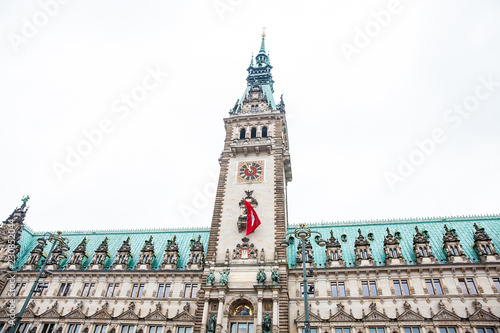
486, 245, 492, 254
240, 128, 246, 139
262, 127, 268, 138
250, 128, 257, 138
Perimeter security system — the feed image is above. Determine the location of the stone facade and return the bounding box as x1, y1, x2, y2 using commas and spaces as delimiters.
1, 36, 500, 333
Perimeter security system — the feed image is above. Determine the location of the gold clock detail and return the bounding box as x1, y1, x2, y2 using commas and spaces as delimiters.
237, 161, 264, 183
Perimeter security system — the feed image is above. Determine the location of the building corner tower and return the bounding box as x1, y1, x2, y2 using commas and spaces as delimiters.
195, 33, 292, 333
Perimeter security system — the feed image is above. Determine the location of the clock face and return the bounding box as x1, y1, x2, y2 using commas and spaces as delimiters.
237, 161, 264, 183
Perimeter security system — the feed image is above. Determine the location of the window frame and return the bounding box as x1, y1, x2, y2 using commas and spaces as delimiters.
94, 325, 108, 333
361, 280, 378, 297
131, 283, 145, 298
393, 279, 410, 296
330, 281, 346, 297
476, 328, 495, 333
121, 326, 135, 333
16, 323, 30, 333
458, 278, 478, 294
58, 283, 72, 297
67, 324, 82, 333
33, 283, 49, 296
492, 278, 500, 292
439, 327, 457, 333
178, 328, 193, 333
148, 327, 162, 333
106, 283, 120, 297
157, 283, 171, 298
41, 324, 56, 333
81, 283, 95, 297
368, 328, 385, 333
425, 278, 443, 295
300, 282, 315, 298
403, 328, 420, 333
184, 284, 198, 298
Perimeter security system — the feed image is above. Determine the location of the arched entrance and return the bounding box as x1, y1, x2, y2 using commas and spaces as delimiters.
229, 301, 255, 333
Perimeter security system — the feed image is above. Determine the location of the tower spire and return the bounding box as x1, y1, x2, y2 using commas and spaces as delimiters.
259, 27, 266, 54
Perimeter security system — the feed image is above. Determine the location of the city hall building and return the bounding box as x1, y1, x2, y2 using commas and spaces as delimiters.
1, 34, 499, 333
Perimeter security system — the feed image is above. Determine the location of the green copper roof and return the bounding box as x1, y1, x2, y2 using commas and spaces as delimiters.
285, 215, 500, 268
14, 227, 210, 271
12, 214, 500, 272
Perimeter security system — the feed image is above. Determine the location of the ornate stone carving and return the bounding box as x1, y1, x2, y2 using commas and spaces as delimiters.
233, 237, 258, 259
354, 229, 374, 266
384, 228, 406, 265
112, 237, 132, 270
66, 238, 88, 270
186, 235, 204, 269
161, 236, 179, 270
136, 236, 155, 270
472, 223, 500, 262
326, 230, 345, 267
442, 225, 469, 263
413, 227, 437, 264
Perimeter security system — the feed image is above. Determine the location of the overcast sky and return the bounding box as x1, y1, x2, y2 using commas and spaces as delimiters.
1, 0, 500, 233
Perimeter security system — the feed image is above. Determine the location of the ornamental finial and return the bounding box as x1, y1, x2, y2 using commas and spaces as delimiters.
262, 27, 266, 38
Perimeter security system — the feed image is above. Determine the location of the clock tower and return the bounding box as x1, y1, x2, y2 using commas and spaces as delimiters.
196, 32, 292, 333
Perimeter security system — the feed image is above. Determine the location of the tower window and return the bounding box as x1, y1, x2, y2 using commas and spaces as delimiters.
240, 128, 246, 139
251, 128, 257, 138
262, 127, 268, 137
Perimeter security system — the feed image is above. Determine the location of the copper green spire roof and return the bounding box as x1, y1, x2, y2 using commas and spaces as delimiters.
229, 32, 276, 113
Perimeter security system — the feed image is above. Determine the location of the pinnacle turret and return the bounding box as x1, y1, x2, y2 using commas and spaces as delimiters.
230, 32, 281, 115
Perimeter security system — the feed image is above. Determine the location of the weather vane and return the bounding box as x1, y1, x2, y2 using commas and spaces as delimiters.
262, 27, 266, 38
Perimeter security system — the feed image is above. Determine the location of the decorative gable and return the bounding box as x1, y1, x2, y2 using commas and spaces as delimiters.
40, 308, 60, 318
432, 309, 462, 321
172, 311, 196, 322
397, 310, 425, 321
469, 309, 500, 321
144, 310, 167, 321
296, 312, 322, 323
116, 309, 139, 320
90, 309, 112, 319
363, 310, 389, 322
64, 308, 86, 319
329, 311, 356, 322
22, 308, 35, 318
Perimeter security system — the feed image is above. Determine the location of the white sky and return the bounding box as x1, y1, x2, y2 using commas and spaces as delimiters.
1, 0, 500, 232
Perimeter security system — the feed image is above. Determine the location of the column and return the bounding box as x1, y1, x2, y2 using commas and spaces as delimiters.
257, 296, 263, 324
201, 297, 210, 333
272, 294, 278, 327
217, 296, 224, 323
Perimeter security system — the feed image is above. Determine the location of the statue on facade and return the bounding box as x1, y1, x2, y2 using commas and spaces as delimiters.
21, 195, 30, 208
256, 269, 266, 284
208, 313, 216, 333
271, 269, 280, 284
219, 270, 230, 285
262, 313, 272, 333
206, 271, 215, 285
